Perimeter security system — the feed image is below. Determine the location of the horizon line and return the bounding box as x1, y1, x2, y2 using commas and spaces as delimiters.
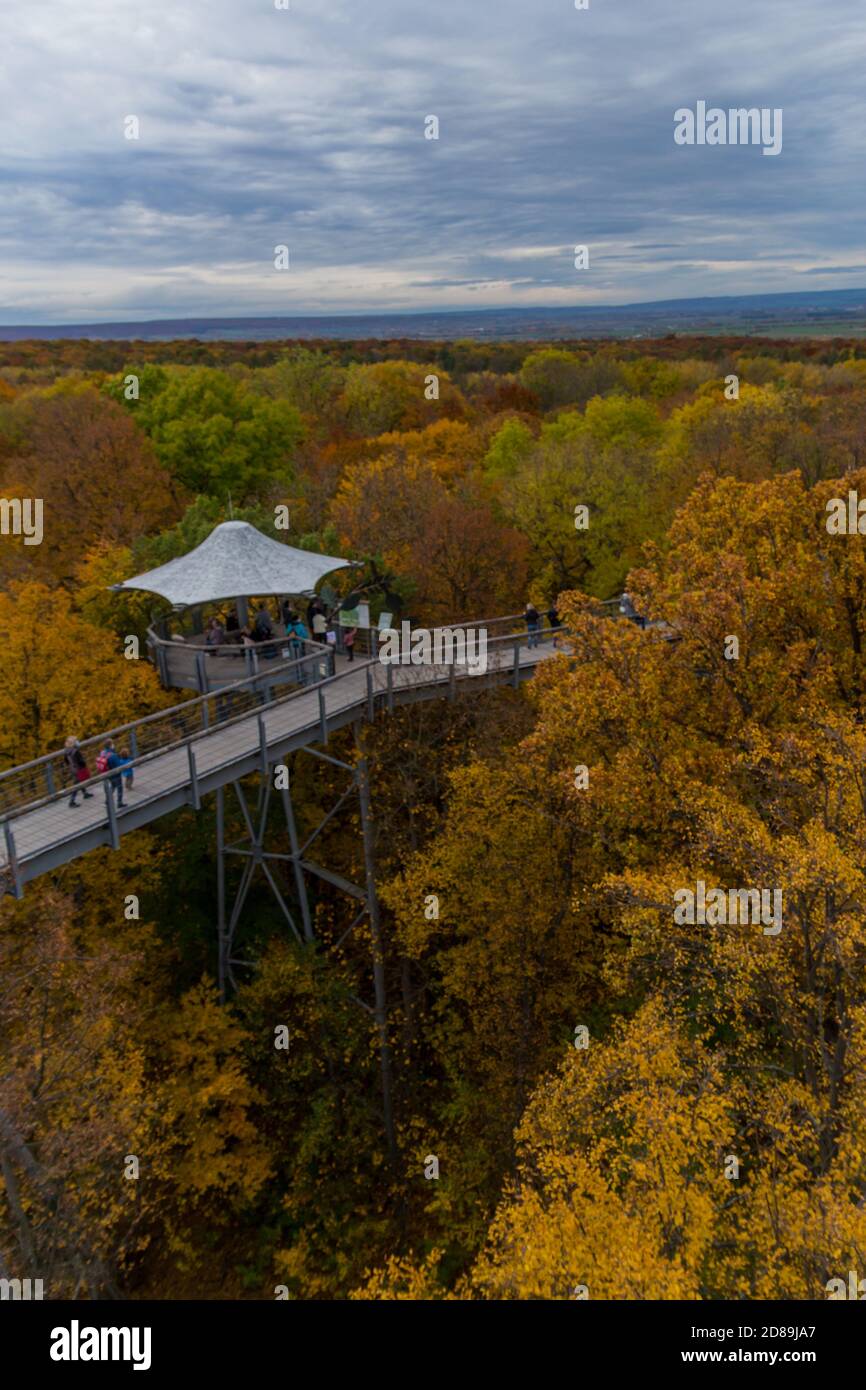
2, 284, 866, 333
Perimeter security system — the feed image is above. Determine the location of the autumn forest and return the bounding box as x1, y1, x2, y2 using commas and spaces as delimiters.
2, 332, 866, 1301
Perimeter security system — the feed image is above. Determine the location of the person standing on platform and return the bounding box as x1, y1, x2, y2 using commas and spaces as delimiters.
254, 604, 273, 639
619, 591, 647, 629
311, 607, 328, 644
205, 617, 225, 653
525, 602, 541, 649
117, 746, 135, 794
253, 603, 277, 659
288, 615, 308, 663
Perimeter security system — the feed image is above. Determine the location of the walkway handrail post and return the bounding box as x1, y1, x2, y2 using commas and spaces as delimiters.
104, 779, 120, 849
3, 820, 22, 898
129, 728, 139, 759
216, 786, 227, 1003
44, 764, 55, 797
512, 639, 520, 689
448, 661, 457, 701
187, 743, 201, 810
318, 688, 328, 745
386, 662, 394, 711
366, 664, 374, 721
258, 714, 269, 777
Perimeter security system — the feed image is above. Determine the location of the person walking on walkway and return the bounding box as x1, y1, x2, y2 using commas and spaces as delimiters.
525, 602, 541, 649
117, 746, 135, 794
343, 626, 357, 662
65, 736, 93, 807
96, 739, 126, 808
547, 603, 561, 649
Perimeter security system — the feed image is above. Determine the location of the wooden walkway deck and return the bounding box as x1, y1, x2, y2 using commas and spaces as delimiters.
0, 634, 558, 893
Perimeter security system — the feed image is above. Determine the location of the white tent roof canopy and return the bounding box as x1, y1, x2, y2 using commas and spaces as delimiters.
114, 521, 358, 608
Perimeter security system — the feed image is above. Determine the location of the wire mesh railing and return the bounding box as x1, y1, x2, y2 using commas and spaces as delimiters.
0, 643, 334, 818
147, 625, 334, 692
0, 602, 627, 883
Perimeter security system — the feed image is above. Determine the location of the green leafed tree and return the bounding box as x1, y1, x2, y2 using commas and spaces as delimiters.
105, 366, 303, 501
519, 349, 623, 412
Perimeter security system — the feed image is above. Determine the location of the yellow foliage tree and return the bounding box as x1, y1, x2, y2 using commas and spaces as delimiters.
0, 581, 169, 767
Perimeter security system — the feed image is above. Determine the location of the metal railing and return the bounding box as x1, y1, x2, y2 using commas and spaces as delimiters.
0, 643, 334, 817
146, 625, 333, 692
0, 603, 625, 884
145, 604, 624, 690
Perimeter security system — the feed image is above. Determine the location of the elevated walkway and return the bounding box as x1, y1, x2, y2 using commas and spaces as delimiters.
0, 622, 563, 895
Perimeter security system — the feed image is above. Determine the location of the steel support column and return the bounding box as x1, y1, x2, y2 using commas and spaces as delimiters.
356, 748, 398, 1164
212, 733, 397, 1163
280, 774, 313, 944
216, 785, 227, 1003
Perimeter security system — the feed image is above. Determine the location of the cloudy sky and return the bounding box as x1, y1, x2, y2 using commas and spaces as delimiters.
1, 0, 863, 322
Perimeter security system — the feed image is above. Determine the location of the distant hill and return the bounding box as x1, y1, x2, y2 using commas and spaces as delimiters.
3, 287, 866, 341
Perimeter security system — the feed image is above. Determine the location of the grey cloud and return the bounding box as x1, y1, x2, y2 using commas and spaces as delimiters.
0, 0, 861, 320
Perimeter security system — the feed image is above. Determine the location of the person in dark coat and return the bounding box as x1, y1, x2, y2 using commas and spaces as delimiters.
525, 602, 541, 649
253, 604, 277, 658
254, 604, 274, 639
64, 736, 94, 807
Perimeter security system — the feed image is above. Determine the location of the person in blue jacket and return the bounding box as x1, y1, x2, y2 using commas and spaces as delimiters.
96, 739, 126, 808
